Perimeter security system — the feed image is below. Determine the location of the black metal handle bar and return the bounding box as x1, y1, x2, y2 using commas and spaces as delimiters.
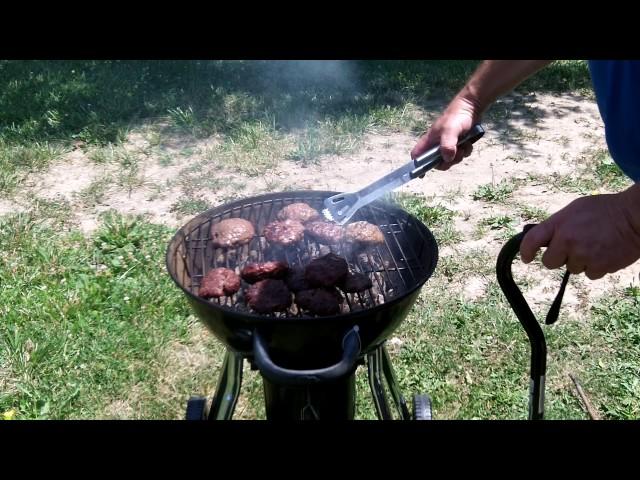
252, 326, 362, 386
496, 224, 570, 420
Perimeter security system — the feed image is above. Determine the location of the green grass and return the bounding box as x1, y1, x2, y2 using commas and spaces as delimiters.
367, 271, 640, 420
0, 211, 193, 419
77, 176, 112, 207
473, 180, 517, 203
476, 215, 517, 241
87, 145, 118, 164
391, 193, 462, 247
589, 148, 631, 191
211, 120, 287, 176
0, 141, 63, 194
517, 204, 549, 223
176, 157, 247, 198
170, 196, 211, 216
528, 148, 632, 196
479, 214, 514, 230
115, 149, 145, 193
29, 197, 76, 230
287, 116, 370, 165
576, 288, 640, 419
167, 106, 197, 135
438, 248, 495, 280
2, 207, 639, 420
0, 60, 592, 183
518, 60, 594, 96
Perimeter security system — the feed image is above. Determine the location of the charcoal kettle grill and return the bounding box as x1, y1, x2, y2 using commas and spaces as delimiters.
166, 190, 438, 420
166, 190, 570, 421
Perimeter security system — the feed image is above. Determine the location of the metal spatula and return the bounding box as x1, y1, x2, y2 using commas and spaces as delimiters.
322, 124, 485, 225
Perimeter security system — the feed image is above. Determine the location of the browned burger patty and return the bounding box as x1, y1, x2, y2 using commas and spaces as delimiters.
245, 279, 292, 313
285, 267, 311, 292
263, 219, 305, 247
241, 261, 289, 283
304, 253, 349, 287
277, 203, 321, 223
340, 271, 373, 293
345, 221, 385, 245
211, 218, 255, 248
305, 221, 345, 244
198, 268, 241, 298
295, 287, 343, 316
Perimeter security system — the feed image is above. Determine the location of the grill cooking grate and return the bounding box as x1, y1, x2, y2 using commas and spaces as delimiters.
171, 193, 433, 318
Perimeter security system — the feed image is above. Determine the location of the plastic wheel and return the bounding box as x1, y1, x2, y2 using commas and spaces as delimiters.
185, 396, 208, 420
412, 394, 432, 420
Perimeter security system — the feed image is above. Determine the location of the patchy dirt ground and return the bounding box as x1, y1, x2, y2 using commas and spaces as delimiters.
10, 91, 640, 418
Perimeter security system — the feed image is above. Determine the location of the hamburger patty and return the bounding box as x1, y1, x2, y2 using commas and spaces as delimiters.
340, 271, 373, 293
211, 218, 255, 248
245, 279, 292, 313
285, 267, 311, 293
305, 221, 346, 244
241, 261, 289, 283
295, 287, 343, 316
198, 268, 241, 298
263, 219, 305, 247
277, 202, 321, 223
304, 253, 349, 287
345, 221, 385, 245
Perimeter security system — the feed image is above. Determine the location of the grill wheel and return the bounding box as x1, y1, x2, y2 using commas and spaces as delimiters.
413, 394, 433, 420
185, 396, 208, 420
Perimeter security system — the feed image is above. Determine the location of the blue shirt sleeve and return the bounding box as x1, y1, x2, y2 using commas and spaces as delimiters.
588, 60, 640, 182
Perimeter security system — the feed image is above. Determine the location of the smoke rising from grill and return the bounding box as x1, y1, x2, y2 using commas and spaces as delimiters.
249, 60, 361, 128
267, 60, 358, 91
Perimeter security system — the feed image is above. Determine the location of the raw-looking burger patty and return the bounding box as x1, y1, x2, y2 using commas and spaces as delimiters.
245, 279, 292, 313
340, 271, 373, 293
263, 219, 305, 247
304, 253, 349, 288
295, 287, 343, 316
277, 203, 321, 223
304, 221, 345, 244
211, 218, 255, 248
241, 261, 289, 283
285, 267, 311, 293
345, 221, 385, 245
198, 268, 241, 298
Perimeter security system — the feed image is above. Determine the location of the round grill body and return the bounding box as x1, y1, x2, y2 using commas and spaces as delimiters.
166, 191, 438, 367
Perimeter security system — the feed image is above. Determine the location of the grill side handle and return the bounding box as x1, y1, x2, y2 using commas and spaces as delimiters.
252, 326, 361, 386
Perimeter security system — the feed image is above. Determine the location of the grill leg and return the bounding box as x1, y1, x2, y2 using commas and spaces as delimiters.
367, 344, 411, 420
380, 345, 411, 420
208, 349, 244, 420
367, 346, 393, 420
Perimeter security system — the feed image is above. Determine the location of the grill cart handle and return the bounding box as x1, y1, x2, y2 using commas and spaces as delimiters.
496, 224, 570, 420
253, 326, 362, 386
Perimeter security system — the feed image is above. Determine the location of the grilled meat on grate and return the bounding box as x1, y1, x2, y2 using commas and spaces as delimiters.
199, 268, 241, 298
241, 261, 289, 283
211, 218, 255, 248
277, 202, 321, 223
245, 279, 293, 313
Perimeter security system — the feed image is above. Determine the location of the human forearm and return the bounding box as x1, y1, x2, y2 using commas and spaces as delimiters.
456, 60, 554, 115
411, 60, 554, 165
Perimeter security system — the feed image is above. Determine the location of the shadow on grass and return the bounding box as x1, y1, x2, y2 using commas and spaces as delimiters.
0, 60, 593, 147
